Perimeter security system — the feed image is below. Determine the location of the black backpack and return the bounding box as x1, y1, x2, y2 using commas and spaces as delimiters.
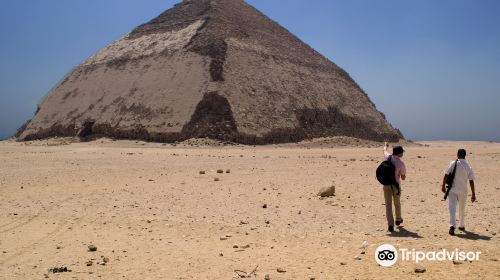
376, 155, 400, 194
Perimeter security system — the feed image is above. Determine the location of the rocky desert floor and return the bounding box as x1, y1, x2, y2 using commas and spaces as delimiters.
0, 138, 499, 279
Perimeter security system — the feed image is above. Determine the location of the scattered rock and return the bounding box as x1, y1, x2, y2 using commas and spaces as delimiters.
85, 261, 93, 267
277, 267, 286, 273
453, 260, 462, 265
340, 262, 347, 265
262, 203, 268, 209
48, 267, 70, 273
264, 274, 271, 280
317, 185, 335, 197
414, 265, 426, 273
214, 177, 220, 181
233, 245, 239, 248
354, 256, 362, 260
217, 169, 224, 173
226, 169, 231, 173
220, 236, 228, 240
87, 245, 97, 252
102, 256, 109, 264
199, 171, 206, 175
234, 266, 258, 278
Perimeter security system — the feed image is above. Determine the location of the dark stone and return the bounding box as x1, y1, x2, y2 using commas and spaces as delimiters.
181, 92, 237, 141
78, 120, 95, 138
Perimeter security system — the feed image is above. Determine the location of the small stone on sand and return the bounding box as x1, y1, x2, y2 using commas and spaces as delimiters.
317, 186, 335, 197
414, 265, 426, 273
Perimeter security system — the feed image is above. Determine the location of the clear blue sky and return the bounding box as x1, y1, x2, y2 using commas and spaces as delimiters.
1, 0, 499, 141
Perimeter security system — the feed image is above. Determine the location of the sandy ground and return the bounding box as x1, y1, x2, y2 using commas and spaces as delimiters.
0, 138, 499, 279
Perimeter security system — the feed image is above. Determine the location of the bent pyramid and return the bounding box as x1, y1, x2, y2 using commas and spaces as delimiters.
18, 0, 403, 144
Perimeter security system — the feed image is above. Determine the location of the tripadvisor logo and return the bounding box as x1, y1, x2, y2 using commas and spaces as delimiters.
375, 244, 481, 267
375, 244, 397, 267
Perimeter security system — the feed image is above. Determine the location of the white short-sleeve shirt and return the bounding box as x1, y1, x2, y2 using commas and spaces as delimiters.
445, 159, 475, 194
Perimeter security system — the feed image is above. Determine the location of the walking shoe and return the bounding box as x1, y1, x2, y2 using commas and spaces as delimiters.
388, 225, 395, 232
395, 219, 403, 226
458, 227, 465, 231
449, 226, 455, 235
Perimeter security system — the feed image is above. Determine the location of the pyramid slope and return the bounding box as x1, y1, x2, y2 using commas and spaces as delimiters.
18, 0, 403, 143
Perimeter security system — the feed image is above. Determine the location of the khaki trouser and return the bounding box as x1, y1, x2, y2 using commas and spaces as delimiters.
383, 185, 402, 226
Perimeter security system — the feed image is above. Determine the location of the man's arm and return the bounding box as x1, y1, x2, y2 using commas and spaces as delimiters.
383, 142, 390, 159
441, 174, 448, 193
441, 161, 455, 193
470, 180, 476, 202
400, 162, 407, 181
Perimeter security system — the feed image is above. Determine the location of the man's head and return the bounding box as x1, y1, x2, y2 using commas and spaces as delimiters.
457, 149, 467, 159
393, 146, 405, 157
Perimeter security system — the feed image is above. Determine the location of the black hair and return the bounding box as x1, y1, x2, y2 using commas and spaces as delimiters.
393, 146, 404, 155
457, 149, 467, 159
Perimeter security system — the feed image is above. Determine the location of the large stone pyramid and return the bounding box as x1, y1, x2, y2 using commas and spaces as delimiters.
18, 0, 403, 144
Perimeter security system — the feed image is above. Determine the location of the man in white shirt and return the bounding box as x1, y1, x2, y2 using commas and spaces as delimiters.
441, 149, 476, 236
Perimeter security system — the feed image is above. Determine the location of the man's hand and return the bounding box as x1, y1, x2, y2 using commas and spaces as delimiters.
441, 185, 446, 194
470, 181, 476, 203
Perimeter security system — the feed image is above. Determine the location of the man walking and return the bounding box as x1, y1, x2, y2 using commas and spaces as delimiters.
442, 149, 476, 235
383, 142, 406, 232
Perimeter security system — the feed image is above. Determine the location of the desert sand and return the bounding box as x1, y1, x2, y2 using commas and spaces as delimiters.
0, 138, 498, 279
